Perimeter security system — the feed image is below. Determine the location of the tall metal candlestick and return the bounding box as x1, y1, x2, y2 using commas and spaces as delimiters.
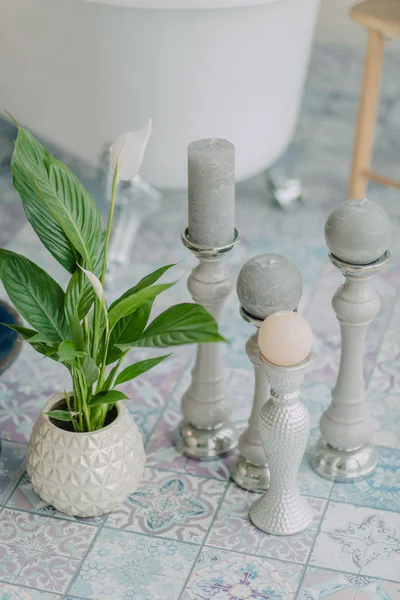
173, 228, 240, 459
231, 254, 302, 491
311, 199, 391, 481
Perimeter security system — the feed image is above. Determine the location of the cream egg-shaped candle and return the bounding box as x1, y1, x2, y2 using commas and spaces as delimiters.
258, 311, 313, 367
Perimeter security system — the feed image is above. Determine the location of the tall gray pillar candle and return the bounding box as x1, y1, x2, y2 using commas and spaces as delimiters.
188, 138, 235, 248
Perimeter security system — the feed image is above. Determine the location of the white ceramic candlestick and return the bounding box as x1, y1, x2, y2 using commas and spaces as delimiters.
174, 229, 240, 459
312, 252, 390, 480
312, 199, 391, 481
231, 254, 303, 492
249, 312, 313, 535
231, 312, 271, 491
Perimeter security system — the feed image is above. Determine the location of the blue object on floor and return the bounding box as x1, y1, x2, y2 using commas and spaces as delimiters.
0, 300, 22, 376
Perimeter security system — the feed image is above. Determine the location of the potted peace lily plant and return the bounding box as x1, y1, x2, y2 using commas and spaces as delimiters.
0, 119, 225, 517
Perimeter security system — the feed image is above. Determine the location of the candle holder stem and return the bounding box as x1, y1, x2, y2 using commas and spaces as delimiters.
231, 318, 270, 492
249, 356, 312, 535
174, 229, 240, 459
311, 252, 390, 481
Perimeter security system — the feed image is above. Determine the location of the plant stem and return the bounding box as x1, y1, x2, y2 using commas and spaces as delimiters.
91, 298, 102, 362
77, 367, 91, 431
101, 165, 118, 285
72, 369, 84, 431
65, 390, 78, 432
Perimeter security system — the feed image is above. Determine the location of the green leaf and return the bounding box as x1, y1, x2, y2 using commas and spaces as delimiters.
1, 324, 60, 360
45, 410, 77, 422
57, 340, 84, 363
126, 303, 227, 348
81, 354, 99, 387
108, 283, 174, 329
0, 323, 38, 340
11, 127, 102, 272
109, 264, 176, 311
89, 390, 128, 406
11, 129, 79, 272
45, 162, 102, 268
106, 301, 153, 365
115, 354, 171, 386
0, 250, 69, 342
70, 312, 85, 351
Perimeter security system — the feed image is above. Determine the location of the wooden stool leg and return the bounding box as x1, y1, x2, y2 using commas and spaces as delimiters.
348, 29, 384, 199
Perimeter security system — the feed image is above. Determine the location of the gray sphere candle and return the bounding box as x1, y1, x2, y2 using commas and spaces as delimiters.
230, 253, 303, 493
237, 253, 302, 320
188, 138, 235, 248
325, 198, 391, 265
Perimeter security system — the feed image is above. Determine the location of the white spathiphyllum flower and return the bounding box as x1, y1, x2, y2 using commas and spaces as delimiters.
79, 266, 104, 302
109, 119, 152, 181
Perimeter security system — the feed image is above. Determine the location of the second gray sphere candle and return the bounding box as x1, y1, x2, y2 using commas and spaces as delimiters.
188, 138, 235, 248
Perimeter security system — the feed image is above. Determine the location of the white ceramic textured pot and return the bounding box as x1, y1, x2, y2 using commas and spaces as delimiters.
26, 393, 145, 517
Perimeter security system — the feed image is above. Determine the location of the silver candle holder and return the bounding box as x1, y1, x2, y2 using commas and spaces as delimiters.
249, 353, 313, 536
173, 228, 240, 459
230, 308, 270, 492
311, 251, 390, 481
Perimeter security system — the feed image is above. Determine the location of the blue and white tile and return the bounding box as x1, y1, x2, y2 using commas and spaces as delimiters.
206, 491, 325, 563
369, 300, 400, 394
0, 508, 97, 592
182, 546, 303, 599
69, 528, 197, 600
0, 442, 26, 505
106, 467, 226, 544
369, 390, 400, 450
331, 446, 400, 512
310, 502, 400, 580
298, 567, 400, 600
0, 583, 61, 599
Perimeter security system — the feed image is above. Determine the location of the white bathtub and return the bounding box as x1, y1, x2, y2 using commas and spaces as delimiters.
0, 0, 319, 188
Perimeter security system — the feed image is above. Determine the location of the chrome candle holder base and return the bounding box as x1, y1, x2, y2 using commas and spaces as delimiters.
311, 438, 377, 482
173, 421, 237, 460
230, 455, 270, 492
174, 228, 240, 460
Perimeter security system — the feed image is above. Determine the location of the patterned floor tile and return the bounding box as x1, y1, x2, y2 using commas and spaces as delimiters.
0, 508, 97, 559
6, 473, 104, 526
0, 583, 61, 599
17, 554, 80, 594
300, 441, 334, 499
369, 391, 400, 450
0, 348, 70, 443
207, 493, 325, 563
299, 568, 400, 600
120, 352, 189, 441
181, 546, 303, 599
69, 528, 197, 600
369, 300, 400, 394
331, 446, 400, 512
145, 406, 234, 482
0, 442, 25, 505
0, 509, 97, 593
105, 467, 227, 543
310, 502, 400, 580
355, 576, 400, 599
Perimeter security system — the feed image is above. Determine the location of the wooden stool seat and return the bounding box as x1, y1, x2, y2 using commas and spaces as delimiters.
350, 0, 400, 38
348, 0, 400, 199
